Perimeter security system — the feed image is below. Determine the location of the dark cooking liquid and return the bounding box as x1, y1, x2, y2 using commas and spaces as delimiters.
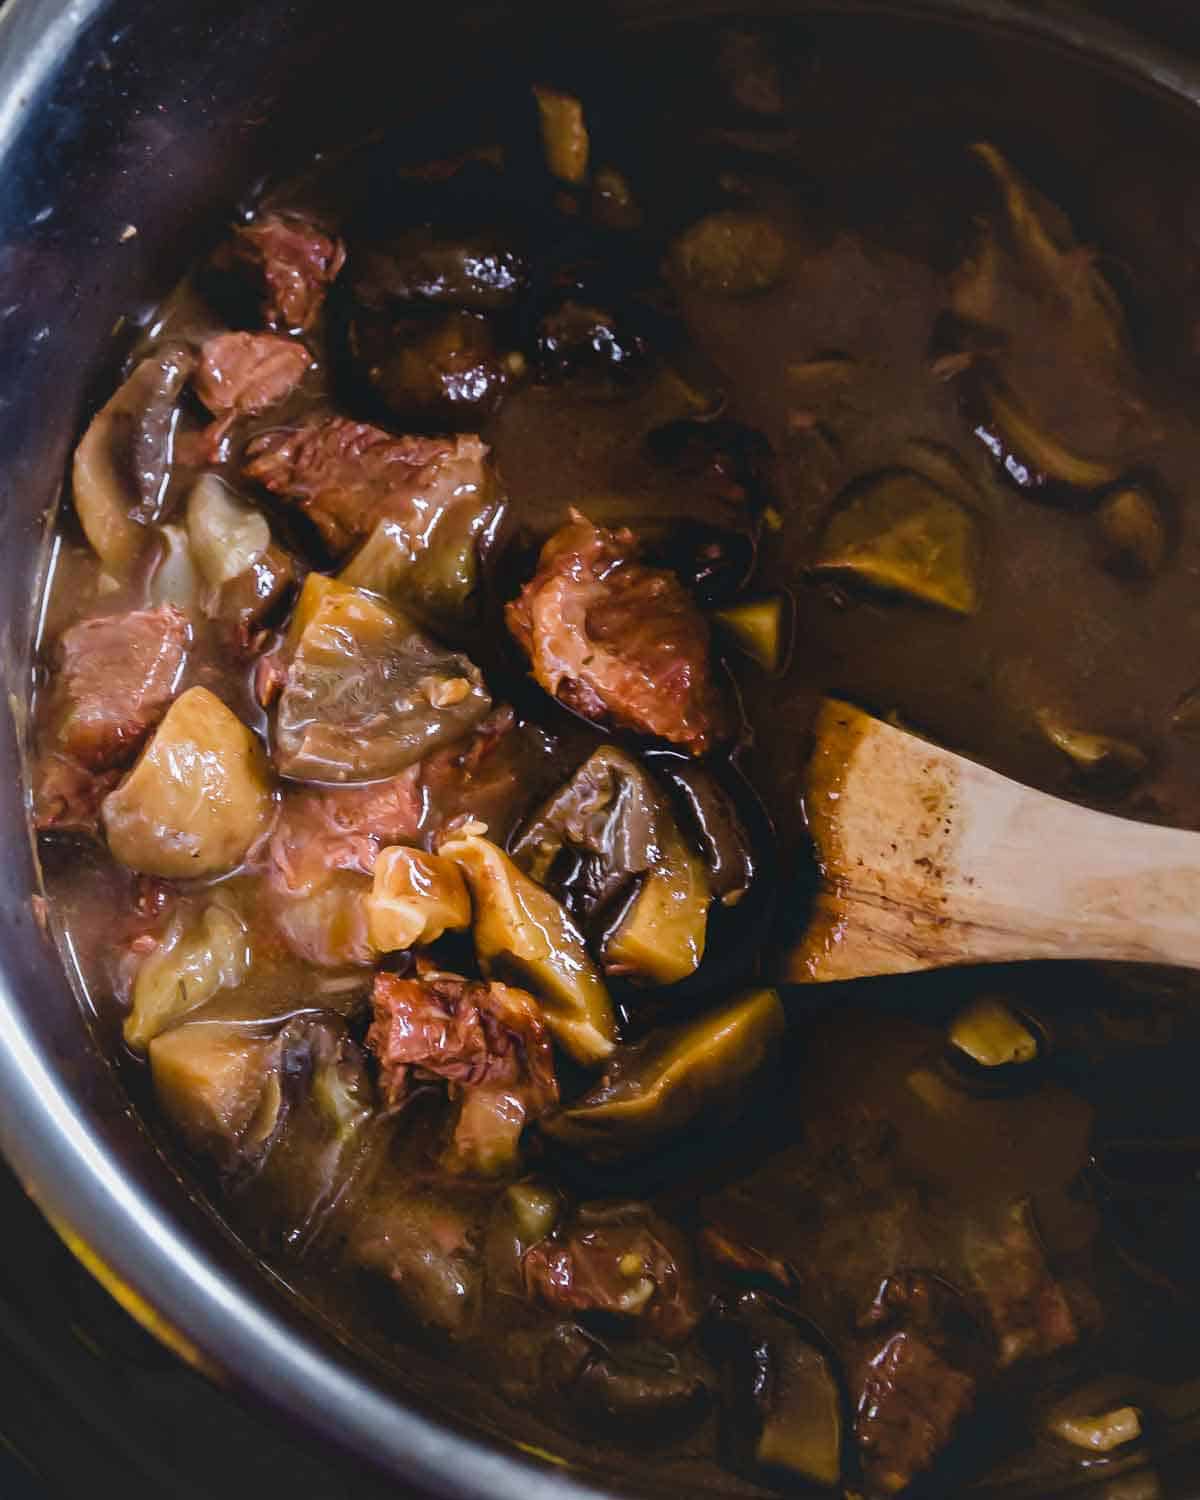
34, 11, 1200, 1496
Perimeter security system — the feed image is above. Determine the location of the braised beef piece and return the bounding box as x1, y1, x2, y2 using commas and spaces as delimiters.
854, 1330, 976, 1495
216, 212, 345, 332
851, 1272, 983, 1496
264, 768, 423, 966
367, 971, 558, 1173
419, 705, 563, 847
963, 1200, 1080, 1366
244, 414, 491, 557
34, 605, 190, 834
268, 768, 424, 892
506, 511, 728, 755
193, 332, 311, 459
522, 1203, 702, 1344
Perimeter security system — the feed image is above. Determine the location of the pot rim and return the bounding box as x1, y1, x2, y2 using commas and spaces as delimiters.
2, 1, 1200, 1496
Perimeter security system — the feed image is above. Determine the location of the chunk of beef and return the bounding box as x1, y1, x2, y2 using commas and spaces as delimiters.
963, 1199, 1079, 1366
523, 1205, 702, 1344
853, 1330, 976, 1495
506, 512, 727, 755
221, 212, 345, 332
367, 971, 558, 1175
264, 767, 422, 966
850, 1271, 983, 1495
35, 605, 190, 835
244, 415, 491, 557
419, 704, 562, 847
193, 332, 311, 459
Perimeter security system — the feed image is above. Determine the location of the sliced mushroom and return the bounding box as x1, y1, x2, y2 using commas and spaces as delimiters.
711, 1292, 843, 1488
541, 1323, 710, 1433
438, 831, 617, 1065
485, 1180, 562, 1295
951, 144, 1151, 493
1094, 484, 1167, 579
1037, 709, 1148, 791
511, 746, 712, 984
813, 469, 980, 614
671, 212, 787, 297
102, 686, 275, 878
72, 346, 194, 572
126, 897, 252, 1051
533, 86, 590, 184
147, 524, 203, 611
712, 593, 792, 675
273, 574, 491, 783
544, 988, 784, 1160
366, 846, 471, 953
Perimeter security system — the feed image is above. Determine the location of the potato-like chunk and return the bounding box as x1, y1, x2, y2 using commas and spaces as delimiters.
439, 831, 617, 1064
102, 686, 275, 877
606, 830, 711, 985
814, 470, 980, 614
533, 86, 589, 183
366, 846, 471, 952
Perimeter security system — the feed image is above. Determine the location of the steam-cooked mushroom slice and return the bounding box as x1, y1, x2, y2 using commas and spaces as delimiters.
72, 345, 195, 572
951, 144, 1152, 493
813, 470, 980, 614
272, 574, 491, 783
1036, 709, 1148, 791
544, 988, 784, 1160
102, 686, 275, 878
712, 594, 792, 675
512, 746, 712, 984
540, 1324, 710, 1433
438, 831, 617, 1065
1094, 484, 1167, 578
947, 998, 1039, 1070
711, 1292, 843, 1489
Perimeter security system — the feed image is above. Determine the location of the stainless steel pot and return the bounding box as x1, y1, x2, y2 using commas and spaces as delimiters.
2, 2, 1200, 1495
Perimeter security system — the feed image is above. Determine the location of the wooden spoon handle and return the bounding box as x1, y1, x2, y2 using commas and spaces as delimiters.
787, 699, 1200, 983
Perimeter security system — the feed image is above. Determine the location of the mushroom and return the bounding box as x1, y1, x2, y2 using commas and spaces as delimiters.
710, 1291, 843, 1488
1050, 1406, 1142, 1453
438, 830, 617, 1065
272, 574, 491, 783
543, 988, 784, 1160
540, 1323, 710, 1433
813, 469, 981, 614
125, 897, 251, 1051
950, 144, 1152, 494
947, 997, 1039, 1069
71, 344, 195, 572
102, 686, 275, 878
512, 746, 713, 985
1037, 709, 1148, 792
1094, 484, 1167, 579
712, 593, 792, 674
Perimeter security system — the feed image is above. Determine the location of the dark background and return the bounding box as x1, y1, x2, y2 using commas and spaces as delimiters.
0, 1158, 418, 1498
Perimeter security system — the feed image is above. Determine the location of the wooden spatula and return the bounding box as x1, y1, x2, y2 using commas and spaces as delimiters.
788, 698, 1200, 983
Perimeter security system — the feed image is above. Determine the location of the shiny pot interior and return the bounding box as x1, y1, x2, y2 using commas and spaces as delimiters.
5, 2, 1200, 1496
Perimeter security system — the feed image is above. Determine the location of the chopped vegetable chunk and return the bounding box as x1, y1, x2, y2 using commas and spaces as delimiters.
439, 831, 617, 1064
814, 470, 980, 614
271, 574, 490, 783
102, 686, 275, 878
